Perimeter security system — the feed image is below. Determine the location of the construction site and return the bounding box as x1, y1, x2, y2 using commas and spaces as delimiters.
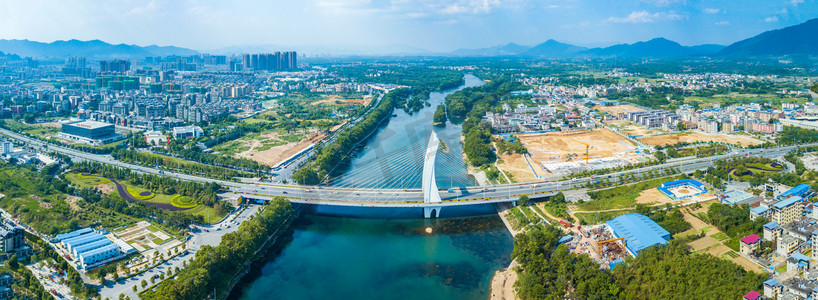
556, 212, 673, 269
557, 223, 631, 270
513, 129, 649, 177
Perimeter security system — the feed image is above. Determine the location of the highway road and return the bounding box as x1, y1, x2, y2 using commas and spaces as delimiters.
2, 127, 813, 208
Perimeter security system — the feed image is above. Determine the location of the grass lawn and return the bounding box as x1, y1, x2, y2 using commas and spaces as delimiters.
65, 173, 111, 188
575, 209, 636, 225
519, 205, 541, 222
711, 232, 729, 241
577, 175, 683, 211
65, 172, 227, 224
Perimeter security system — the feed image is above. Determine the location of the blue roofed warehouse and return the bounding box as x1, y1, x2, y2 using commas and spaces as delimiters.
606, 213, 671, 256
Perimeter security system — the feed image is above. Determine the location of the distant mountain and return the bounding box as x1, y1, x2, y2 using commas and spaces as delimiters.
0, 51, 21, 61
579, 38, 722, 58
451, 43, 530, 57
0, 39, 198, 59
518, 39, 588, 57
718, 18, 818, 56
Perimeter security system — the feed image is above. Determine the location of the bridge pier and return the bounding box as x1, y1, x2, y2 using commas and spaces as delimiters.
423, 206, 441, 218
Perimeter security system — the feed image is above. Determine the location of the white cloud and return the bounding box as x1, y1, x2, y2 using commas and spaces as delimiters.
715, 21, 729, 26
764, 16, 779, 22
640, 0, 684, 7
436, 0, 500, 14
441, 4, 467, 14
606, 11, 686, 23
703, 8, 719, 14
791, 0, 804, 6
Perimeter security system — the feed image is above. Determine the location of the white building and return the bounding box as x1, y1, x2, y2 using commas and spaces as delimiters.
0, 139, 12, 156
171, 126, 204, 139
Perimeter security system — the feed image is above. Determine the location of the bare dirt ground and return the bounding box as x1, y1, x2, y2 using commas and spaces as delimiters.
495, 152, 545, 182
65, 196, 82, 211
706, 244, 731, 256
638, 131, 764, 147
619, 123, 665, 137
593, 104, 645, 115
515, 129, 641, 164
732, 255, 763, 273
235, 131, 327, 167
688, 236, 718, 251
310, 95, 370, 106
635, 188, 673, 205
94, 183, 114, 195
490, 260, 519, 300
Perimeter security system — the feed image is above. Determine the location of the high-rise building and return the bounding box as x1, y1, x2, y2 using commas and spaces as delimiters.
65, 56, 86, 69
241, 51, 297, 71
99, 59, 131, 73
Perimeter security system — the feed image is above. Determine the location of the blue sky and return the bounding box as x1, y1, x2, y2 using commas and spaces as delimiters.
0, 0, 816, 53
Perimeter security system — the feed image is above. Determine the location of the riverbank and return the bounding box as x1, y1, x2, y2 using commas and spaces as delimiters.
490, 260, 519, 300
491, 202, 520, 300
462, 136, 490, 186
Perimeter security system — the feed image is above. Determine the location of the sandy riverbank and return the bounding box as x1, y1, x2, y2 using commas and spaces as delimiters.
490, 260, 519, 300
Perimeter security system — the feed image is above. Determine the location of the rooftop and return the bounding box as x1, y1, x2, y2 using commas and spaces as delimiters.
763, 221, 779, 230
722, 190, 756, 205
606, 213, 671, 255
779, 184, 811, 200
774, 196, 803, 210
791, 252, 810, 262
64, 120, 112, 130
740, 234, 761, 244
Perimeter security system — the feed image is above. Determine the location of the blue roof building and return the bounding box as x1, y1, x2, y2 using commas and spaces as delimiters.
751, 206, 768, 215
78, 244, 120, 269
774, 196, 803, 210
778, 184, 812, 200
72, 239, 112, 258
606, 213, 671, 256
763, 221, 779, 230
61, 233, 106, 253
53, 228, 93, 243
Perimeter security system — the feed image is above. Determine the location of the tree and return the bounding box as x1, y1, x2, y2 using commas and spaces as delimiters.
133, 285, 138, 292
653, 151, 666, 162
677, 121, 686, 131
518, 195, 530, 206
293, 168, 320, 185
7, 255, 18, 270
551, 192, 566, 204
433, 104, 447, 125
141, 280, 147, 288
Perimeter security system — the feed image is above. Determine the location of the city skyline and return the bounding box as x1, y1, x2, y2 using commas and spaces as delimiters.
1, 0, 818, 54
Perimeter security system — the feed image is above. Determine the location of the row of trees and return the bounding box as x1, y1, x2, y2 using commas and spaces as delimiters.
144, 198, 295, 299
513, 226, 765, 299
110, 148, 251, 180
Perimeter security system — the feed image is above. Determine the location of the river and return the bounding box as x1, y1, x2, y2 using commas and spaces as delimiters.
228, 75, 514, 300
326, 74, 486, 189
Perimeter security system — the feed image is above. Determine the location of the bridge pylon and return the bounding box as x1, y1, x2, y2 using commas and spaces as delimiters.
422, 131, 443, 218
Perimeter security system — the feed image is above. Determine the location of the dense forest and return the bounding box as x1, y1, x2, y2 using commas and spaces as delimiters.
144, 198, 295, 299
777, 126, 818, 145
513, 226, 765, 300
